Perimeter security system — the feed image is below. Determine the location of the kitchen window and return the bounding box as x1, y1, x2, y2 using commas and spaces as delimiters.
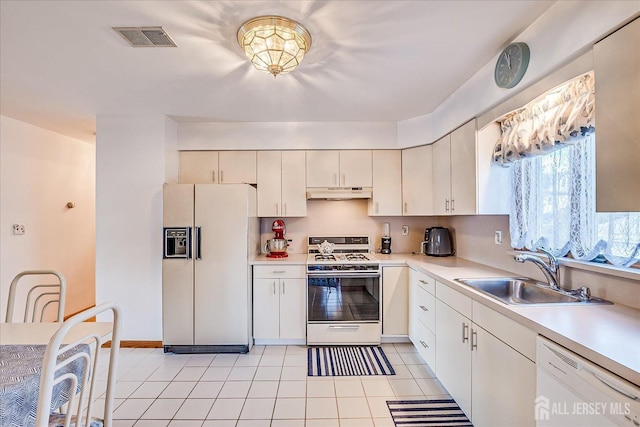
495, 73, 640, 268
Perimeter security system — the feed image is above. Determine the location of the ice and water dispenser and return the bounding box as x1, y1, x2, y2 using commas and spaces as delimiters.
163, 227, 191, 259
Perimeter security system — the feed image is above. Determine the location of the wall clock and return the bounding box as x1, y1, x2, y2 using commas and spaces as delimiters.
494, 42, 530, 89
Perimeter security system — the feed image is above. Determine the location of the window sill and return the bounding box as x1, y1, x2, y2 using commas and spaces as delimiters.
508, 250, 640, 282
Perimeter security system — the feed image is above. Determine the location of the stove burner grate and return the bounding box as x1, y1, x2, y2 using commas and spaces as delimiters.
315, 254, 336, 261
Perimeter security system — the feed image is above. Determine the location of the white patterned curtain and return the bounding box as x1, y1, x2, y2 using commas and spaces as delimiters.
493, 73, 595, 165
509, 133, 640, 267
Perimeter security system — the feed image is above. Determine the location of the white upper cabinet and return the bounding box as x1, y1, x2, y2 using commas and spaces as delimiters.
340, 150, 372, 187
218, 151, 257, 184
257, 151, 306, 217
281, 151, 307, 216
594, 17, 640, 212
179, 151, 256, 184
402, 144, 433, 215
179, 151, 219, 184
432, 120, 477, 215
450, 120, 477, 215
369, 150, 403, 216
306, 150, 372, 188
257, 151, 282, 217
432, 134, 451, 215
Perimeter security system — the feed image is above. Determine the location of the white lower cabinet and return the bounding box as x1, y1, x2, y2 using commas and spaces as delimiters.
425, 279, 536, 426
435, 298, 472, 417
408, 268, 436, 370
253, 265, 306, 344
382, 266, 409, 337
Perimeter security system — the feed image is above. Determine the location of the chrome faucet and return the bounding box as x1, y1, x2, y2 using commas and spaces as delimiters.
514, 247, 560, 290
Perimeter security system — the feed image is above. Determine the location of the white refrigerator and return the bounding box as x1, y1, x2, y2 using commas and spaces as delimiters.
162, 183, 259, 353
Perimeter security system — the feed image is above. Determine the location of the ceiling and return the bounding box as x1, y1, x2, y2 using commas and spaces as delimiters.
0, 0, 555, 143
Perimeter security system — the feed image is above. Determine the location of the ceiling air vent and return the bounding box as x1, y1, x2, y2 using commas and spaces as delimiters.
113, 26, 176, 47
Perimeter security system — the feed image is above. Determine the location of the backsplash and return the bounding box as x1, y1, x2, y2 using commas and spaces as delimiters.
439, 215, 640, 310
260, 199, 439, 254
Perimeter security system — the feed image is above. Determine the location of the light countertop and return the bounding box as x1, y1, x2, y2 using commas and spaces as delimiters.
251, 252, 640, 386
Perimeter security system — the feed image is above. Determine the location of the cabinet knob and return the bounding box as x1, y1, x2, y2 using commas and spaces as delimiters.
419, 340, 429, 348
445, 199, 450, 212
419, 305, 428, 312
212, 171, 216, 183
451, 199, 455, 212
220, 171, 224, 183
404, 202, 408, 213
462, 322, 469, 343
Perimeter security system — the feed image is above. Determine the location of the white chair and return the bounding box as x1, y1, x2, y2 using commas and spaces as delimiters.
35, 302, 122, 427
5, 270, 67, 323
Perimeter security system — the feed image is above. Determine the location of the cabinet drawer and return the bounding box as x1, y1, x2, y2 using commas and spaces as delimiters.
307, 323, 381, 345
253, 265, 306, 279
410, 268, 435, 294
412, 320, 436, 371
436, 280, 472, 318
413, 286, 435, 333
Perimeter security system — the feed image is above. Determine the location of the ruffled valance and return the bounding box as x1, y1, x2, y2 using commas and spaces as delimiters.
493, 72, 595, 165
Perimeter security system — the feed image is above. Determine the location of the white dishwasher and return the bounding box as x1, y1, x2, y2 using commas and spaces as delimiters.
537, 336, 640, 427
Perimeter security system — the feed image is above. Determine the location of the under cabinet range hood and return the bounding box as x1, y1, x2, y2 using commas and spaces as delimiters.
306, 187, 372, 200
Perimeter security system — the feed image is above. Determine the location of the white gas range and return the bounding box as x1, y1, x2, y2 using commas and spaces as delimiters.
306, 236, 382, 345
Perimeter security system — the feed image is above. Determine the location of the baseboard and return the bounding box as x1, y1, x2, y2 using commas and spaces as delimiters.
102, 340, 163, 348
380, 335, 411, 343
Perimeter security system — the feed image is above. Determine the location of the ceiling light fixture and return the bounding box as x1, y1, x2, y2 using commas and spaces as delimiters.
237, 15, 312, 77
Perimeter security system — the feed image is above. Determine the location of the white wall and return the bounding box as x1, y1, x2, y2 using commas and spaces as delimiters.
0, 115, 95, 320
178, 121, 398, 151
95, 115, 176, 339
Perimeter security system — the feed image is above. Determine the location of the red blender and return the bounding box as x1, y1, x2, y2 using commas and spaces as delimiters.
265, 219, 289, 258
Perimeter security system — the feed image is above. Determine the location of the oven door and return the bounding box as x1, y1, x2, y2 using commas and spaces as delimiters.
307, 271, 381, 345
307, 272, 380, 323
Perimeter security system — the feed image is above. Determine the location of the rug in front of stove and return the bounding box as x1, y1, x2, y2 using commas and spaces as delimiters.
386, 398, 473, 426
307, 345, 395, 376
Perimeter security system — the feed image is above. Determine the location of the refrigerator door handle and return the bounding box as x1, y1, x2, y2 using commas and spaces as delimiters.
186, 227, 193, 259
195, 227, 202, 260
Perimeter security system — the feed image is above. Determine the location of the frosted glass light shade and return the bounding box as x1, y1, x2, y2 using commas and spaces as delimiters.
237, 16, 312, 77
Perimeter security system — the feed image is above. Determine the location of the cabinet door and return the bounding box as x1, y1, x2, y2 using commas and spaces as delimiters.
278, 278, 306, 339
471, 325, 535, 427
281, 151, 307, 217
402, 145, 433, 215
370, 150, 402, 216
594, 18, 640, 212
253, 278, 281, 340
306, 150, 340, 187
219, 151, 257, 184
435, 299, 472, 418
432, 135, 451, 216
340, 150, 372, 187
382, 266, 409, 335
257, 151, 282, 217
450, 120, 477, 215
179, 151, 219, 184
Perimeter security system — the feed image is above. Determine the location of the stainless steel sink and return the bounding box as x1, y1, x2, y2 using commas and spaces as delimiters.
455, 277, 611, 305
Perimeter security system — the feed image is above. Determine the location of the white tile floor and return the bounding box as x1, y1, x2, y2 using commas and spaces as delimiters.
92, 343, 450, 427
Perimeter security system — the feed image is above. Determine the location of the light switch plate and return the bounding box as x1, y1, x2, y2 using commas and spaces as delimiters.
494, 230, 502, 245
402, 225, 409, 236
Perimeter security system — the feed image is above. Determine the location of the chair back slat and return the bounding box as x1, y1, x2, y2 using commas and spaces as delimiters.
6, 270, 66, 323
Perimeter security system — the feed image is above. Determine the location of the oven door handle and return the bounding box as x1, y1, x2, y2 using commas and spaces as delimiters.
307, 272, 380, 278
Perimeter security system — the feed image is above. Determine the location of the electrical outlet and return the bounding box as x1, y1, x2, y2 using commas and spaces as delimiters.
12, 224, 25, 235
494, 230, 502, 245
402, 225, 409, 236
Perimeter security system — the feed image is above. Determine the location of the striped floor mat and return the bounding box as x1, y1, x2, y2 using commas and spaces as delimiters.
387, 399, 473, 426
307, 346, 395, 376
